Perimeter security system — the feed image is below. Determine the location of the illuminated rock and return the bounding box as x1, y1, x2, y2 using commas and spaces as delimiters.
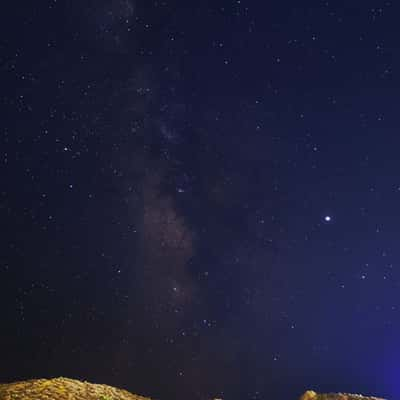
0, 378, 388, 400
0, 377, 151, 400
299, 390, 386, 400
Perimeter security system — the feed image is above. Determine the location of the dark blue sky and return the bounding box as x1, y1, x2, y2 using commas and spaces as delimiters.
1, 1, 400, 399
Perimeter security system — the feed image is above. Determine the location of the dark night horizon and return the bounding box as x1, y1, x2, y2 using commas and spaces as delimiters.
2, 1, 400, 399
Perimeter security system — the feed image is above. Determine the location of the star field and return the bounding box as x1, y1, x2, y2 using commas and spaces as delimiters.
2, 1, 400, 399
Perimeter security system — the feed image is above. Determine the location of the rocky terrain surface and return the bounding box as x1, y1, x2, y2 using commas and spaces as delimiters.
0, 377, 151, 400
299, 390, 386, 400
0, 377, 387, 400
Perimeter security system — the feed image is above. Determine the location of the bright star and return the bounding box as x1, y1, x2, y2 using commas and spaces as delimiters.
324, 215, 331, 222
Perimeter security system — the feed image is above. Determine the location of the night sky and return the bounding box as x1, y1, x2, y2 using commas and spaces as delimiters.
2, 1, 400, 399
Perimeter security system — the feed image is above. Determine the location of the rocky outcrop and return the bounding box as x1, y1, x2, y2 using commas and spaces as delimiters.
0, 377, 151, 400
0, 377, 387, 400
300, 390, 386, 400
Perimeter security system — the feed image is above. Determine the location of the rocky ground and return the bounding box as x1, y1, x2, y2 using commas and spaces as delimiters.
300, 390, 386, 400
0, 377, 151, 400
0, 377, 386, 400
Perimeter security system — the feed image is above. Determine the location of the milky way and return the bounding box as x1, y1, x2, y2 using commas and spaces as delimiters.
3, 2, 400, 400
